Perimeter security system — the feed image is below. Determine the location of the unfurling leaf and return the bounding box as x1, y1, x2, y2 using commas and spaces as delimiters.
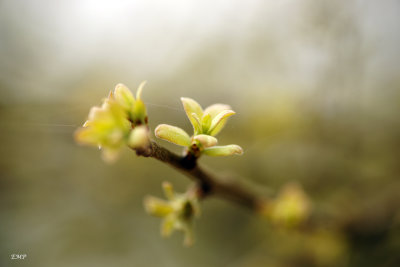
181, 97, 203, 133
209, 110, 235, 136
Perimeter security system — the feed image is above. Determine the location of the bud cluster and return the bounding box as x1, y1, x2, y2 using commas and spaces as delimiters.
155, 97, 243, 158
75, 82, 150, 162
144, 182, 200, 246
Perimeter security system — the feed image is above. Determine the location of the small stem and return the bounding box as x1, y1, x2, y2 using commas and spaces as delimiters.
135, 141, 262, 210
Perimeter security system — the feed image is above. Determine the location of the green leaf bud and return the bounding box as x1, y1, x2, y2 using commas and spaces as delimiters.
128, 125, 150, 150
193, 134, 218, 148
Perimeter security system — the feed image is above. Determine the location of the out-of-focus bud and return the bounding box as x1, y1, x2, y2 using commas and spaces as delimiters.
75, 82, 150, 162
113, 82, 148, 125
144, 196, 174, 217
113, 83, 136, 112
143, 182, 200, 246
266, 182, 311, 227
74, 98, 131, 163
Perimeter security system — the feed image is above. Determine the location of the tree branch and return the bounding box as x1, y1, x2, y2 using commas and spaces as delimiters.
135, 141, 263, 210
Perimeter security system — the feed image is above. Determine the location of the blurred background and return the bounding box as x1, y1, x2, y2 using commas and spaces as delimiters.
1, 0, 400, 266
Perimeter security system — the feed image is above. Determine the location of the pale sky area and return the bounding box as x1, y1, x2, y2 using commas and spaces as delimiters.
0, 0, 399, 101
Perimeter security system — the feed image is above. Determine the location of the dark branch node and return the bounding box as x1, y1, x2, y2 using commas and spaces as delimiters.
133, 140, 261, 210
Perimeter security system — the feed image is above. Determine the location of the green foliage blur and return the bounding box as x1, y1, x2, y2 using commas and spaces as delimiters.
1, 1, 400, 266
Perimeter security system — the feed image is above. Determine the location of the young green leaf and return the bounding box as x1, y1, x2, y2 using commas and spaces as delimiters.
203, 145, 243, 156
155, 124, 191, 146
